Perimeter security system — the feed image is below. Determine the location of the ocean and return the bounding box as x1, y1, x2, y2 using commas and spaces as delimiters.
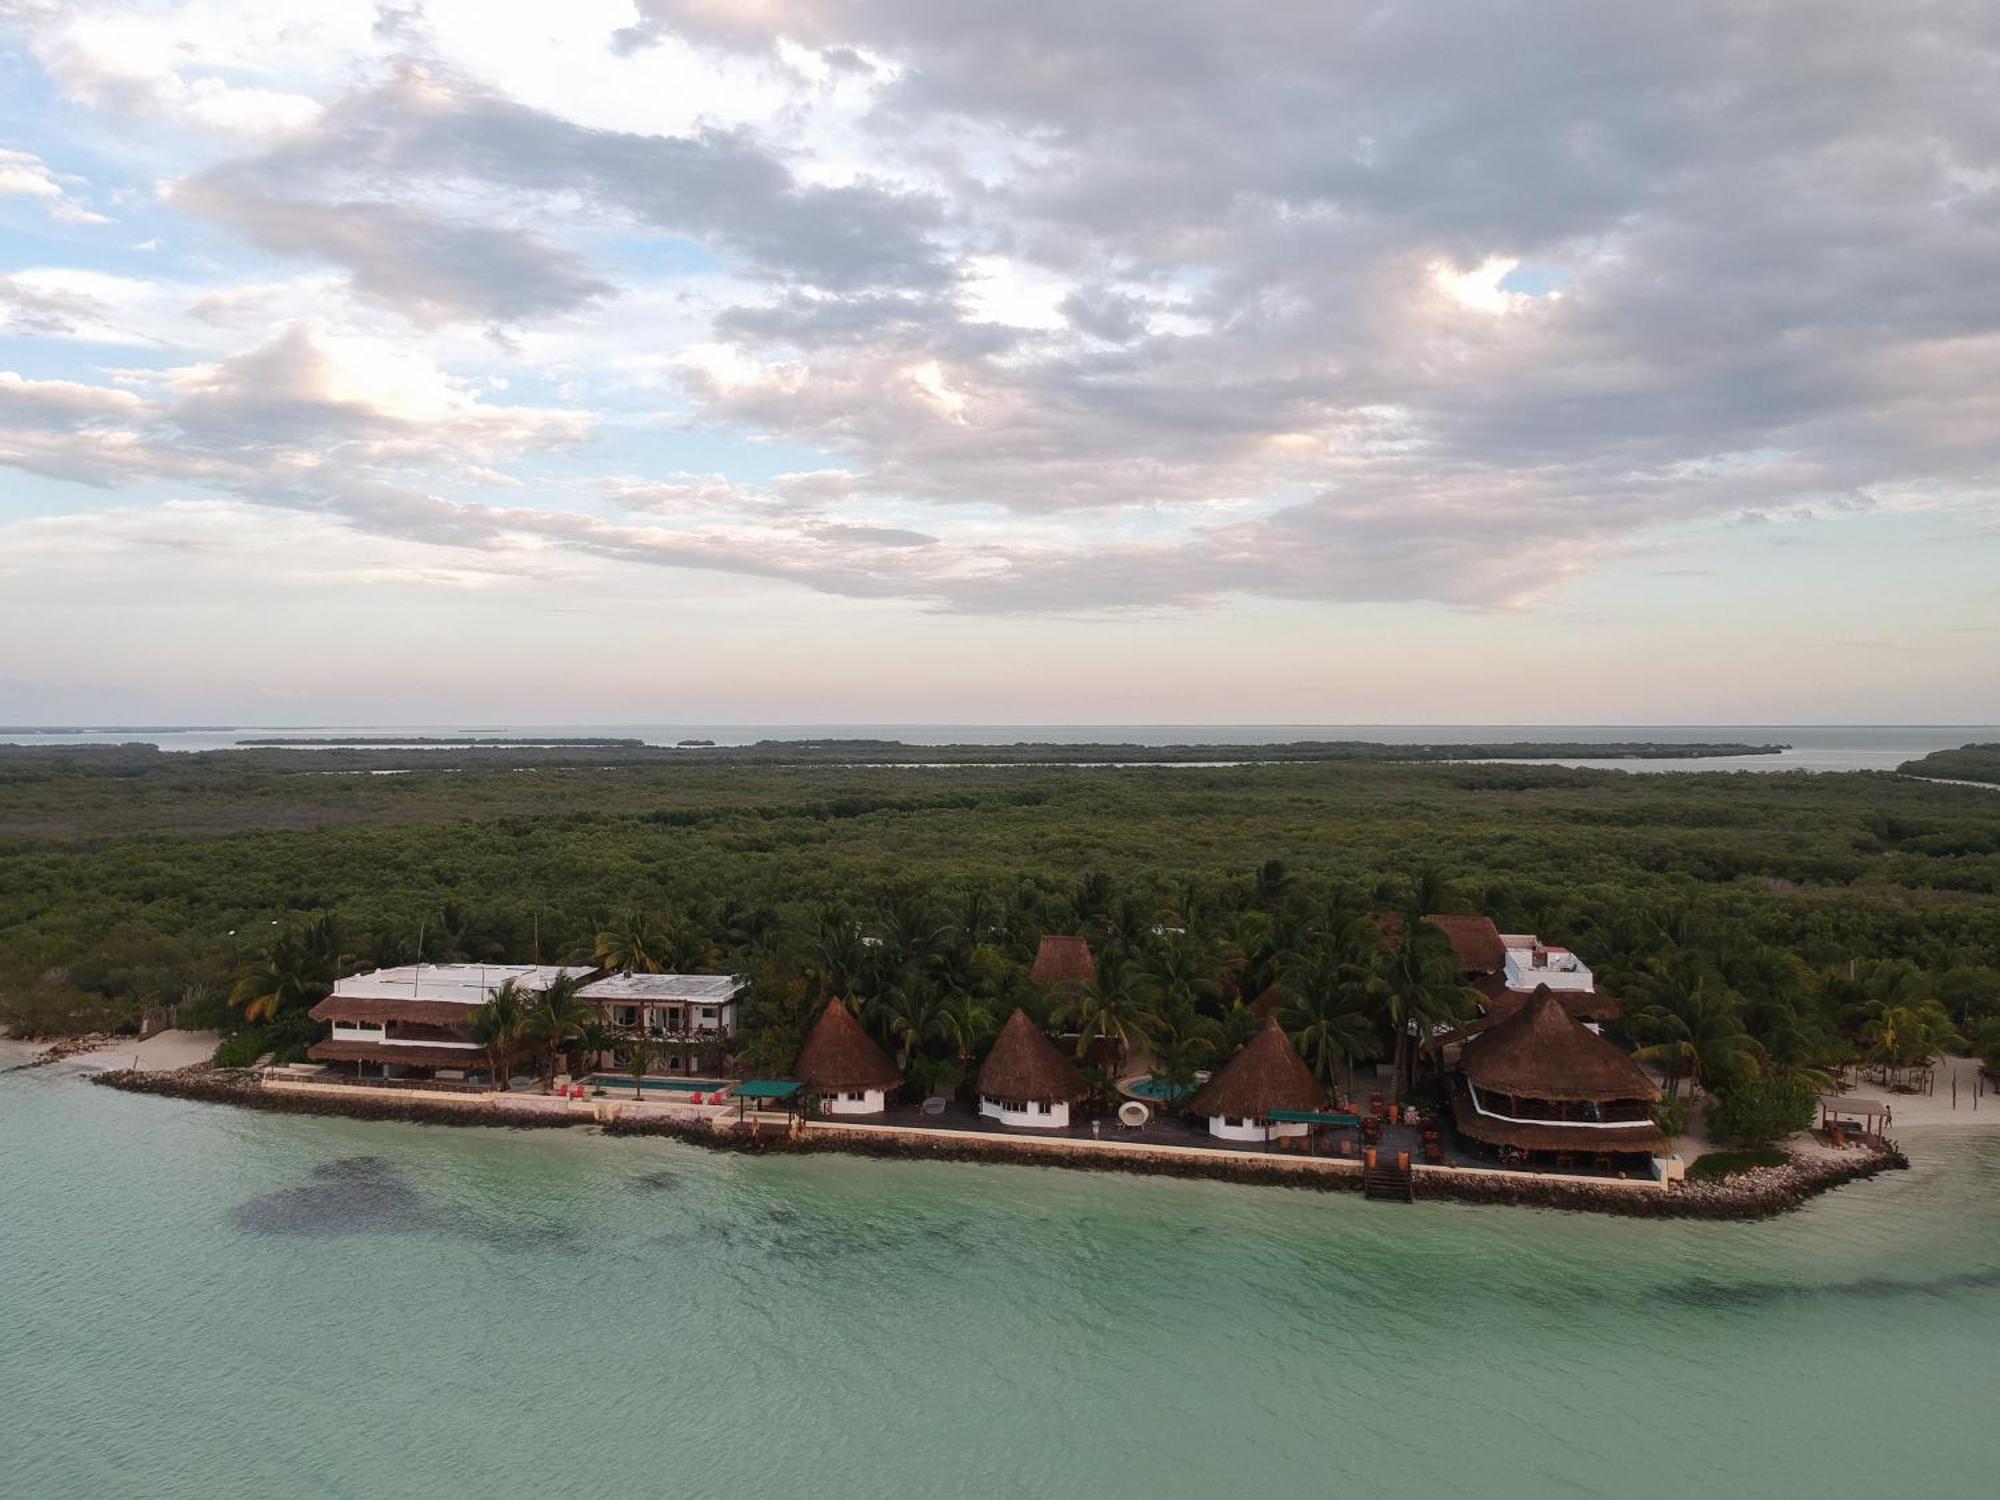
2, 1066, 1995, 1499
0, 723, 1992, 774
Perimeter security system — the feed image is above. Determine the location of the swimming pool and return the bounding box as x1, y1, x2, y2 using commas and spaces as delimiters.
1123, 1075, 1202, 1104
584, 1075, 731, 1095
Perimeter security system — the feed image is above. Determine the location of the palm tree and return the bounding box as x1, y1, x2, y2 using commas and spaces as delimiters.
1141, 991, 1222, 1110
595, 910, 664, 974
1857, 1000, 1959, 1072
1054, 949, 1158, 1064
468, 978, 528, 1087
1375, 924, 1475, 1095
1631, 980, 1761, 1097
230, 931, 318, 1023
528, 974, 594, 1088
619, 1036, 658, 1099
937, 992, 997, 1082
866, 976, 948, 1066
1283, 987, 1378, 1101
231, 915, 349, 1025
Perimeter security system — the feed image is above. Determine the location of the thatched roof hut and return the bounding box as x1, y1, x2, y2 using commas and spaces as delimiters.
794, 1000, 902, 1093
1422, 914, 1506, 975
1029, 935, 1097, 988
1374, 912, 1506, 976
977, 1008, 1088, 1104
1189, 1018, 1323, 1122
1459, 986, 1659, 1104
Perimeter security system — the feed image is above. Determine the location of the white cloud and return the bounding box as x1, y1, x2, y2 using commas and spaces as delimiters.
0, 147, 109, 223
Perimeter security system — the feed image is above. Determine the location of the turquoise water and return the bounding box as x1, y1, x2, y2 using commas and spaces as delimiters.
583, 1074, 726, 1094
1126, 1075, 1196, 1103
3, 1066, 1997, 1499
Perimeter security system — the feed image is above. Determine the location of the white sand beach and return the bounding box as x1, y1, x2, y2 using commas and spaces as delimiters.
2, 1029, 219, 1074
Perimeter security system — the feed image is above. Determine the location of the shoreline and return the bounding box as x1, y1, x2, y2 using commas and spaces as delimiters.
83, 1067, 1909, 1221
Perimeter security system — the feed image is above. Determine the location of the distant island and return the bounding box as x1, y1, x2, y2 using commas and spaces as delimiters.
6, 737, 1788, 769
1897, 744, 2000, 785
237, 736, 649, 748
663, 738, 1788, 765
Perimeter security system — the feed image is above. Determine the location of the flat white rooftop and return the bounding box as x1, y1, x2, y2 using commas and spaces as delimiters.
1499, 935, 1595, 991
578, 973, 744, 1003
331, 964, 593, 1005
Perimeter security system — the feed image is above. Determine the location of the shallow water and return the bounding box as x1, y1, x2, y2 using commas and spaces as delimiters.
2, 1068, 1995, 1499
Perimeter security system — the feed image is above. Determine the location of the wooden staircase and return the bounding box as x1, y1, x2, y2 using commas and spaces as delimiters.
1364, 1158, 1415, 1203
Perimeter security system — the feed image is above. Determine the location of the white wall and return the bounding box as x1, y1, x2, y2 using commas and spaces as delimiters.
1207, 1116, 1309, 1142
979, 1096, 1071, 1129
822, 1088, 886, 1115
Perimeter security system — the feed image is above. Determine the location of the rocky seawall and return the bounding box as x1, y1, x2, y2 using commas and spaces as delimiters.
86, 1069, 1906, 1219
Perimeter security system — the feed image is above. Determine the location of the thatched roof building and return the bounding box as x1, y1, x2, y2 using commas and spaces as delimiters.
1422, 914, 1506, 975
794, 999, 902, 1095
1189, 1018, 1323, 1123
1460, 988, 1658, 1103
1472, 972, 1621, 1023
1029, 935, 1097, 988
977, 1009, 1088, 1105
1453, 987, 1666, 1158
1374, 912, 1507, 976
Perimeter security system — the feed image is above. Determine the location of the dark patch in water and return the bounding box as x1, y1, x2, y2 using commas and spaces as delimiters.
234, 1157, 434, 1236
234, 1155, 570, 1249
632, 1169, 680, 1192
1662, 1266, 2000, 1308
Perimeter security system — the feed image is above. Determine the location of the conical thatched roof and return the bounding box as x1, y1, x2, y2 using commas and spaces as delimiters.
1459, 986, 1658, 1103
1029, 935, 1096, 987
1189, 1018, 1324, 1120
976, 1008, 1087, 1103
794, 999, 902, 1093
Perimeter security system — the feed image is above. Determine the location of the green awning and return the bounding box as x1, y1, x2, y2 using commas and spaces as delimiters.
1267, 1110, 1362, 1127
735, 1080, 803, 1100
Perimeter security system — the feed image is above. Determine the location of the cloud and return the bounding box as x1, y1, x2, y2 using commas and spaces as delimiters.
0, 275, 108, 335
0, 146, 108, 223
170, 64, 952, 324
3, 2, 1998, 622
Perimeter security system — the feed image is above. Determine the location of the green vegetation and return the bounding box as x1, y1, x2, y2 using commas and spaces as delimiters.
1705, 1071, 1821, 1149
1686, 1149, 1791, 1181
2, 750, 1997, 1118
1898, 743, 2000, 786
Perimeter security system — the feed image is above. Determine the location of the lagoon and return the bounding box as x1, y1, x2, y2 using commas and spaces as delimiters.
2, 1064, 1996, 1499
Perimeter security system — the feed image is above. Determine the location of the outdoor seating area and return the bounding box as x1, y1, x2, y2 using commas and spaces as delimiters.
1818, 1095, 1891, 1148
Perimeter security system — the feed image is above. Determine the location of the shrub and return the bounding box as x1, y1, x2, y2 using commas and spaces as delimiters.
1707, 1070, 1818, 1149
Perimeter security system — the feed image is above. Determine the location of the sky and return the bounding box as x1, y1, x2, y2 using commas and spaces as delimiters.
0, 0, 1995, 726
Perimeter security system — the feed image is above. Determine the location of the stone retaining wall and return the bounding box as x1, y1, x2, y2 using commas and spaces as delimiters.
86, 1070, 1906, 1218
